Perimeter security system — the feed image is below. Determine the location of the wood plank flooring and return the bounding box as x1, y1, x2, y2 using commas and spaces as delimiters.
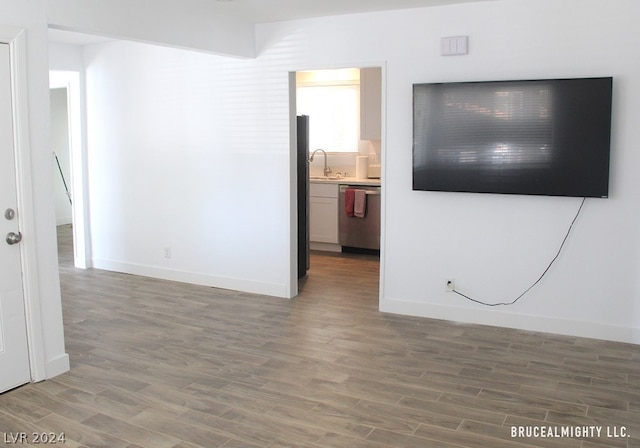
1, 224, 639, 447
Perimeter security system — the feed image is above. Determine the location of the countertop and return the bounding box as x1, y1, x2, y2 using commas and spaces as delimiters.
309, 176, 381, 186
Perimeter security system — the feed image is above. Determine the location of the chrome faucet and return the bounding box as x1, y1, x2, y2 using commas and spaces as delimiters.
309, 149, 332, 177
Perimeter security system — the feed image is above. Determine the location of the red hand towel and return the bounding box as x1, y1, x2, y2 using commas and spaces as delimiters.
345, 188, 356, 217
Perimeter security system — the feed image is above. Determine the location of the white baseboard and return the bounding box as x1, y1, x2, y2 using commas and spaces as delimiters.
56, 217, 72, 226
310, 242, 342, 252
380, 297, 640, 345
45, 353, 70, 379
92, 258, 290, 298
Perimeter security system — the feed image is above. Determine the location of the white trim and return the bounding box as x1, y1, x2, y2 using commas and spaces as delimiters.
287, 71, 298, 299
309, 242, 341, 253
93, 258, 290, 299
0, 27, 48, 382
56, 216, 73, 226
380, 298, 640, 345
377, 62, 387, 316
45, 354, 71, 379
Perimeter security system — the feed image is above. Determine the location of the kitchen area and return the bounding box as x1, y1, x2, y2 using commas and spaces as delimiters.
297, 67, 382, 279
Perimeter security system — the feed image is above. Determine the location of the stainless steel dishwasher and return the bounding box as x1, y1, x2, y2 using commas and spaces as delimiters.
338, 185, 381, 250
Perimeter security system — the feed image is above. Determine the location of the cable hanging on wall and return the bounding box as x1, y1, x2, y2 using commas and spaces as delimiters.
452, 197, 587, 307
53, 151, 72, 205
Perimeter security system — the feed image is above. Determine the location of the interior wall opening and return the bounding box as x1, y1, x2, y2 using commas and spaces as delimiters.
50, 70, 90, 270
292, 65, 384, 306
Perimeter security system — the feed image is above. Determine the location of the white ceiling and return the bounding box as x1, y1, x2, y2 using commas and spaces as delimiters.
213, 0, 495, 23
48, 0, 496, 45
48, 29, 113, 45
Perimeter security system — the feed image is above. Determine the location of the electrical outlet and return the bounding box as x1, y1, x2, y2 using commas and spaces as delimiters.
164, 247, 171, 259
445, 278, 455, 292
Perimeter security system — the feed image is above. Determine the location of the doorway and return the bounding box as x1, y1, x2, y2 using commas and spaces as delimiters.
291, 65, 384, 301
51, 87, 72, 226
49, 70, 91, 269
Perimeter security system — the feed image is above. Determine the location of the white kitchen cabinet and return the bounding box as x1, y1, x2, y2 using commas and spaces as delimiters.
309, 183, 339, 249
360, 67, 382, 141
309, 197, 338, 243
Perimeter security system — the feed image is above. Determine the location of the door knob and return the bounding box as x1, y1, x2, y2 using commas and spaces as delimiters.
6, 231, 22, 245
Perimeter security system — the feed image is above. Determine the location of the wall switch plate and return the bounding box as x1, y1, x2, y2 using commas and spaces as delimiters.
441, 36, 469, 56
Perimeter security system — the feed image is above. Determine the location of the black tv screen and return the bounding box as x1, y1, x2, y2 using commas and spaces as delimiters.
412, 77, 613, 197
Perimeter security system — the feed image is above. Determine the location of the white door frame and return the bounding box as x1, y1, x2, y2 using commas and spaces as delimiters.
287, 62, 387, 300
0, 26, 48, 382
50, 70, 91, 269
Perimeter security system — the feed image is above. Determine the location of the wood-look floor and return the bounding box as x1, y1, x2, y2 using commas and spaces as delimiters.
0, 225, 638, 447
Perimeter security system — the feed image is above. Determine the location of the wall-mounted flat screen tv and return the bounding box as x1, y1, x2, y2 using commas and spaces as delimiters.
412, 77, 613, 197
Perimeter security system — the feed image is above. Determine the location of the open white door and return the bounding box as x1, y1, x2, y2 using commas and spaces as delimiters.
0, 42, 30, 393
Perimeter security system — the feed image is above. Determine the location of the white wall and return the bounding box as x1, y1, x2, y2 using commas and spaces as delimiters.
0, 0, 69, 379
49, 41, 84, 71
68, 0, 640, 343
46, 0, 256, 58
374, 0, 640, 343
264, 0, 639, 343
82, 41, 293, 297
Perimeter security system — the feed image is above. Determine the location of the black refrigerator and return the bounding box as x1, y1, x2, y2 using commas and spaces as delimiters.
297, 115, 310, 278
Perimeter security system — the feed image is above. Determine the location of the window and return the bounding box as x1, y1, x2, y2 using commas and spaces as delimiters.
297, 69, 360, 154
